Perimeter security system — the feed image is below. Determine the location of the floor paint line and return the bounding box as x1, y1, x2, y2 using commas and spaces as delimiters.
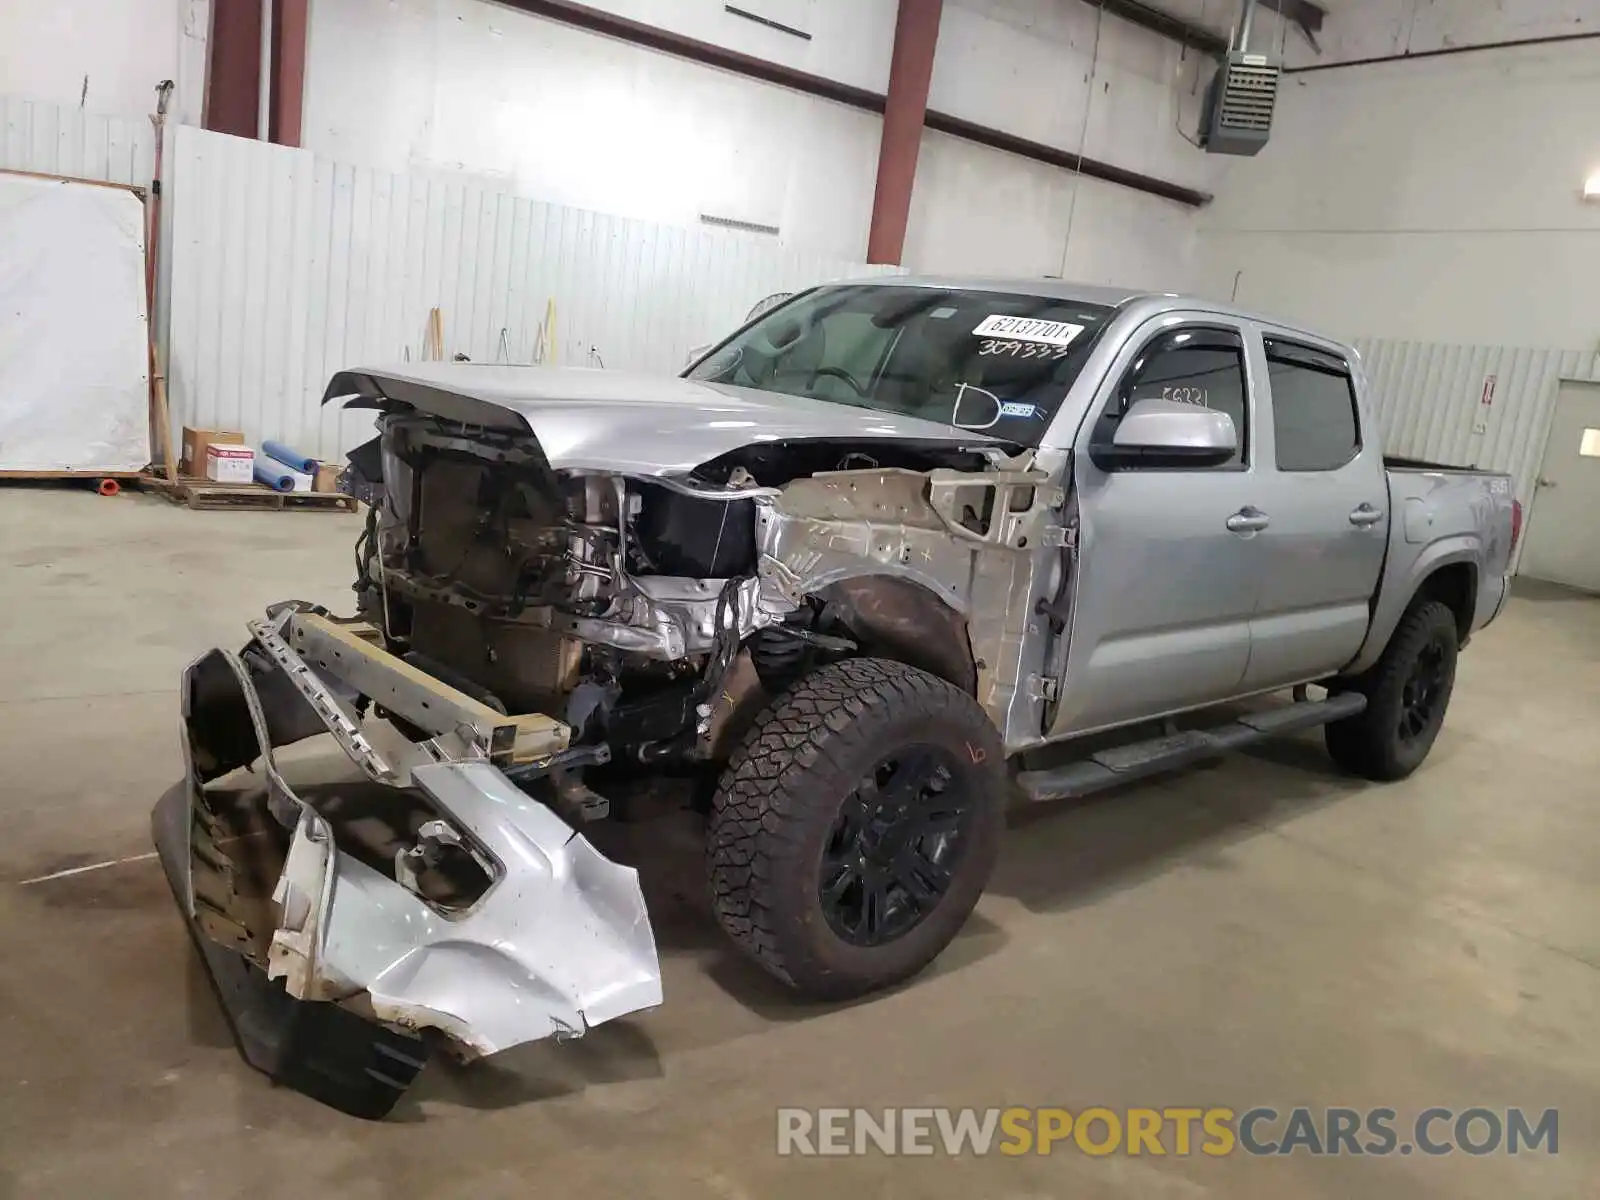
15, 851, 160, 886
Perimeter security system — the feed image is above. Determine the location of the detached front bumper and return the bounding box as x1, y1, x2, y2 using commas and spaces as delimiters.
153, 605, 662, 1118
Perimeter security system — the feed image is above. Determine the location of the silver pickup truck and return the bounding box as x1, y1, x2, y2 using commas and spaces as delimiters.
155, 278, 1519, 1116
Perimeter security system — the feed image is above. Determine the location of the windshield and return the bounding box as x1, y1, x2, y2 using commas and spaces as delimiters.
685, 284, 1115, 447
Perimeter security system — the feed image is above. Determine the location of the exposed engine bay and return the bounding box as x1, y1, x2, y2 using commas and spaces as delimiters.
352, 411, 1065, 786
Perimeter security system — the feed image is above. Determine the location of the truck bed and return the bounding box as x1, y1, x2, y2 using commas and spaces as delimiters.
1384, 455, 1497, 474
1343, 463, 1518, 675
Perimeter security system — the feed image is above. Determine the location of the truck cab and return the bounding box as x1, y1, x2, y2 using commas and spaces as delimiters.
1053, 301, 1403, 733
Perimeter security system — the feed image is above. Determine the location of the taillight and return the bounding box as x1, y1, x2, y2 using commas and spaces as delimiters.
1511, 499, 1523, 551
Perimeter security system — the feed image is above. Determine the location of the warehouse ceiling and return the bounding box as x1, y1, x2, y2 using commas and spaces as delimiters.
1108, 0, 1599, 67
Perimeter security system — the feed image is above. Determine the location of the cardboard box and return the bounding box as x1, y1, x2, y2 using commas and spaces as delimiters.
182, 426, 245, 475
313, 463, 341, 493
206, 444, 255, 484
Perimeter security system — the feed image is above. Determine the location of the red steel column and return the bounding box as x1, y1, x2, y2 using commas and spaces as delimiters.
269, 0, 310, 146
204, 0, 265, 138
866, 0, 943, 265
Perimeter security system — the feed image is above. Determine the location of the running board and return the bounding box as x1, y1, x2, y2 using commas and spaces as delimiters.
1015, 693, 1367, 803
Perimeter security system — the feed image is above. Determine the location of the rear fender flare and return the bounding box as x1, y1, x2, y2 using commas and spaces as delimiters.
1346, 538, 1479, 676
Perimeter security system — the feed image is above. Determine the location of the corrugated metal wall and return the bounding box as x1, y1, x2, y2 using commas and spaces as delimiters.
1355, 337, 1600, 572
13, 94, 1594, 529
167, 125, 899, 460
0, 95, 156, 188
1356, 336, 1600, 495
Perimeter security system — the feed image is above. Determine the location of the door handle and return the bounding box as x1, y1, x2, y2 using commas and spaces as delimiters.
1348, 503, 1385, 527
1226, 506, 1270, 534
1537, 476, 1556, 489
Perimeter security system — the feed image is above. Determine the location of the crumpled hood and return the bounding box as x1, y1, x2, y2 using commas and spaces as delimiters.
323, 363, 999, 475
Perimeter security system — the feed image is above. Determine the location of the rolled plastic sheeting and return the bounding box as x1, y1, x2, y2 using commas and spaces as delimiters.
254, 460, 296, 492
262, 440, 318, 473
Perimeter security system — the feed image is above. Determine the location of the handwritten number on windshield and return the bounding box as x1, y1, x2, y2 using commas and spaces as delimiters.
978, 340, 1071, 360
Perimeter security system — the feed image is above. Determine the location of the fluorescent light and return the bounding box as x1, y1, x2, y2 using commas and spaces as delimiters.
1585, 170, 1600, 200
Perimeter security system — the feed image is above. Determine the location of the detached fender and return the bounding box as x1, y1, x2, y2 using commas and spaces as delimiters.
272, 767, 660, 1057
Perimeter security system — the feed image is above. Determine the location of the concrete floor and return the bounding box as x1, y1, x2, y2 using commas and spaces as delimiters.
2, 487, 1597, 1199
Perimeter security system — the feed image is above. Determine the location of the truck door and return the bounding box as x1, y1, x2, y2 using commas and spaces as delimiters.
1050, 317, 1261, 736
1241, 334, 1388, 689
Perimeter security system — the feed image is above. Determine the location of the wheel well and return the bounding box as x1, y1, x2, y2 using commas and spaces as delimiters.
813, 576, 978, 695
1416, 562, 1477, 642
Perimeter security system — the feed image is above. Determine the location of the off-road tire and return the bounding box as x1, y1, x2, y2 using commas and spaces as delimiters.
1326, 599, 1459, 781
707, 657, 1005, 1000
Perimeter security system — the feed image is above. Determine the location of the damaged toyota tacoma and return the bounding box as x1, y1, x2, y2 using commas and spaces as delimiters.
155, 279, 1519, 1116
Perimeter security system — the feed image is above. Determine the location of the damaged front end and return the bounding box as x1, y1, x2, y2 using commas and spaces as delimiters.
159, 358, 1074, 1116
152, 602, 662, 1119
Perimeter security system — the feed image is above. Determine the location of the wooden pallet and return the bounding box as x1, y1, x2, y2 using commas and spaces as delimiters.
141, 472, 359, 513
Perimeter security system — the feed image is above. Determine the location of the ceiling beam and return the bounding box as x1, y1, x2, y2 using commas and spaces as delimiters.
1092, 0, 1228, 57
1084, 0, 1327, 57
1257, 0, 1325, 38
1255, 0, 1325, 52
492, 0, 1211, 208
1285, 29, 1600, 74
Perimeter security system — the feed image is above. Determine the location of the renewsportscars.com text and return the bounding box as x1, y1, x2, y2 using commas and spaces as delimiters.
776, 1106, 1559, 1158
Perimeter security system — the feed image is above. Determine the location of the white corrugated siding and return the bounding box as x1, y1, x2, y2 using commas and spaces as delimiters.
1355, 337, 1600, 573
1355, 336, 1600, 498
166, 125, 900, 461
0, 95, 156, 188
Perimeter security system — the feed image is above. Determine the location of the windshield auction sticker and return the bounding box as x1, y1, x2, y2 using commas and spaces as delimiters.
972, 315, 1085, 347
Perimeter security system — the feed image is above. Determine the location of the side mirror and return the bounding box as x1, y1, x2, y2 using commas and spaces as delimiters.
684, 343, 712, 370
1090, 397, 1237, 470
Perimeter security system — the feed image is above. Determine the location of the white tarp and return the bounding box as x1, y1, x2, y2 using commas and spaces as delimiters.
0, 172, 150, 472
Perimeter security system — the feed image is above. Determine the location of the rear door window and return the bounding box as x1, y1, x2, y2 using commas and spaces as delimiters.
1265, 339, 1361, 472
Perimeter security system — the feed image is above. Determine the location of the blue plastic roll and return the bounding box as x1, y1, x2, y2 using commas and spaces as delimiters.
254, 459, 296, 492
262, 440, 318, 473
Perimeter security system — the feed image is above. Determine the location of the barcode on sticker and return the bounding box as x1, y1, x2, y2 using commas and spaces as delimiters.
972, 315, 1084, 347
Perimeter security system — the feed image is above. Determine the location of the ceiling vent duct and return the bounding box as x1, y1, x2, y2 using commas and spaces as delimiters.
1200, 0, 1281, 156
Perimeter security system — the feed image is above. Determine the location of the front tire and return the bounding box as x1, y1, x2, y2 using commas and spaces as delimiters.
707, 658, 1005, 1000
1325, 599, 1459, 781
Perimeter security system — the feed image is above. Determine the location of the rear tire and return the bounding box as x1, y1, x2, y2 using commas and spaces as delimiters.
1325, 599, 1459, 781
706, 658, 1005, 1000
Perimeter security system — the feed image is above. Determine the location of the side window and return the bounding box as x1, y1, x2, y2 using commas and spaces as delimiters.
1265, 340, 1360, 471
1119, 333, 1249, 467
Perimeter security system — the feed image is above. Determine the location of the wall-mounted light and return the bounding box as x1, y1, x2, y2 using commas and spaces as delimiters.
1584, 170, 1600, 201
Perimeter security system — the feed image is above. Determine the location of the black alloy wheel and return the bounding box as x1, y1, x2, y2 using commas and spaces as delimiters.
1325, 598, 1459, 781
818, 746, 976, 947
707, 657, 1006, 999
1398, 635, 1448, 743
